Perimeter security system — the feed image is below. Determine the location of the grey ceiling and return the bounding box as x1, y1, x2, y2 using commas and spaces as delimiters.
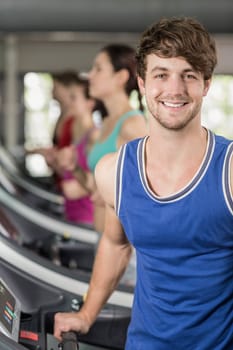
0, 0, 233, 33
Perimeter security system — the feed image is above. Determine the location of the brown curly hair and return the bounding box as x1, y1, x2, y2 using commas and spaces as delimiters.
136, 17, 217, 81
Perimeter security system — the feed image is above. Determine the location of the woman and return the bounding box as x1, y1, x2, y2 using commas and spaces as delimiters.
87, 44, 148, 234
57, 75, 104, 226
27, 70, 79, 191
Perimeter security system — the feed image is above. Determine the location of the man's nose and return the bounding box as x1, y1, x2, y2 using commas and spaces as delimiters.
166, 75, 187, 96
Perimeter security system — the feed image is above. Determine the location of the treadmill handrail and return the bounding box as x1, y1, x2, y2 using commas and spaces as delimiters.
60, 332, 78, 350
0, 236, 134, 308
0, 187, 98, 244
8, 172, 64, 204
0, 145, 63, 204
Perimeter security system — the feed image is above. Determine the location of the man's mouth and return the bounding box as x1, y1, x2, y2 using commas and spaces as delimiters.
162, 101, 188, 108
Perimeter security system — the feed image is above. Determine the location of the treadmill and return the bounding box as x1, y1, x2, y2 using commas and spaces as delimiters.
0, 144, 64, 213
0, 210, 133, 350
0, 166, 98, 272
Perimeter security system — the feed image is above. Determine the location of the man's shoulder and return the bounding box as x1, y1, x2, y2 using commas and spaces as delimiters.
94, 152, 118, 207
95, 151, 118, 173
121, 137, 145, 151
95, 151, 118, 183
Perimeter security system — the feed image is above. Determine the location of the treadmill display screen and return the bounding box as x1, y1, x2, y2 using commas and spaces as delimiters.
0, 279, 20, 341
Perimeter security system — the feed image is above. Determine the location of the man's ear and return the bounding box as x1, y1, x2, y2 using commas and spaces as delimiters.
137, 75, 145, 96
203, 78, 211, 97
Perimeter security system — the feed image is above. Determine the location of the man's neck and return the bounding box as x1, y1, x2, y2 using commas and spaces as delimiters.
145, 124, 208, 197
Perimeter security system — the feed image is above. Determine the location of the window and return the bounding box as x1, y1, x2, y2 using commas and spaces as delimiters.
202, 75, 233, 139
24, 72, 60, 176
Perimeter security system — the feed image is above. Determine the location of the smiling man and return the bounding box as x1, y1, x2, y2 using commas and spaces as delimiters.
54, 17, 233, 349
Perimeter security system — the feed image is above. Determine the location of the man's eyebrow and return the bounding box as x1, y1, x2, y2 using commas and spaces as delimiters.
150, 66, 197, 74
150, 66, 168, 73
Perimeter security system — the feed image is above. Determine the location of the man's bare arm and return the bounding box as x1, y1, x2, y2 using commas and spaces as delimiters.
54, 151, 131, 340
78, 204, 132, 326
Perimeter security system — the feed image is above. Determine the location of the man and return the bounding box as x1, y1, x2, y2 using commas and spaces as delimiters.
54, 17, 233, 349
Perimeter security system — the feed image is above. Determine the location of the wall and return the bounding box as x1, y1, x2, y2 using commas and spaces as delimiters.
0, 32, 233, 149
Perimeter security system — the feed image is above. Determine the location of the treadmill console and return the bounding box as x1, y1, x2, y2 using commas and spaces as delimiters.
0, 279, 21, 341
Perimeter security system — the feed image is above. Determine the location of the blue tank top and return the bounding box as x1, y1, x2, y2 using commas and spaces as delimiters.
87, 109, 144, 172
116, 130, 233, 350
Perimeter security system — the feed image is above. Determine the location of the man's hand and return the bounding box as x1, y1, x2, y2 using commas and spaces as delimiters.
54, 311, 90, 342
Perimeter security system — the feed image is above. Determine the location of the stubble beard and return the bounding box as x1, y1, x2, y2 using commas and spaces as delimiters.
147, 101, 201, 132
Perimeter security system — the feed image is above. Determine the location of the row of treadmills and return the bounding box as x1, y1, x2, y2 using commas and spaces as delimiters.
0, 145, 134, 350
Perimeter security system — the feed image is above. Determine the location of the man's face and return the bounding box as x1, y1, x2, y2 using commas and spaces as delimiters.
138, 54, 211, 131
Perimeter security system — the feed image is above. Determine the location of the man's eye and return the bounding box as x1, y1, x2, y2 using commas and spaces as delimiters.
154, 74, 165, 79
186, 74, 197, 80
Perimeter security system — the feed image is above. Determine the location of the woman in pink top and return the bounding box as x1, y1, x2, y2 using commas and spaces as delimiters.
57, 75, 105, 226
